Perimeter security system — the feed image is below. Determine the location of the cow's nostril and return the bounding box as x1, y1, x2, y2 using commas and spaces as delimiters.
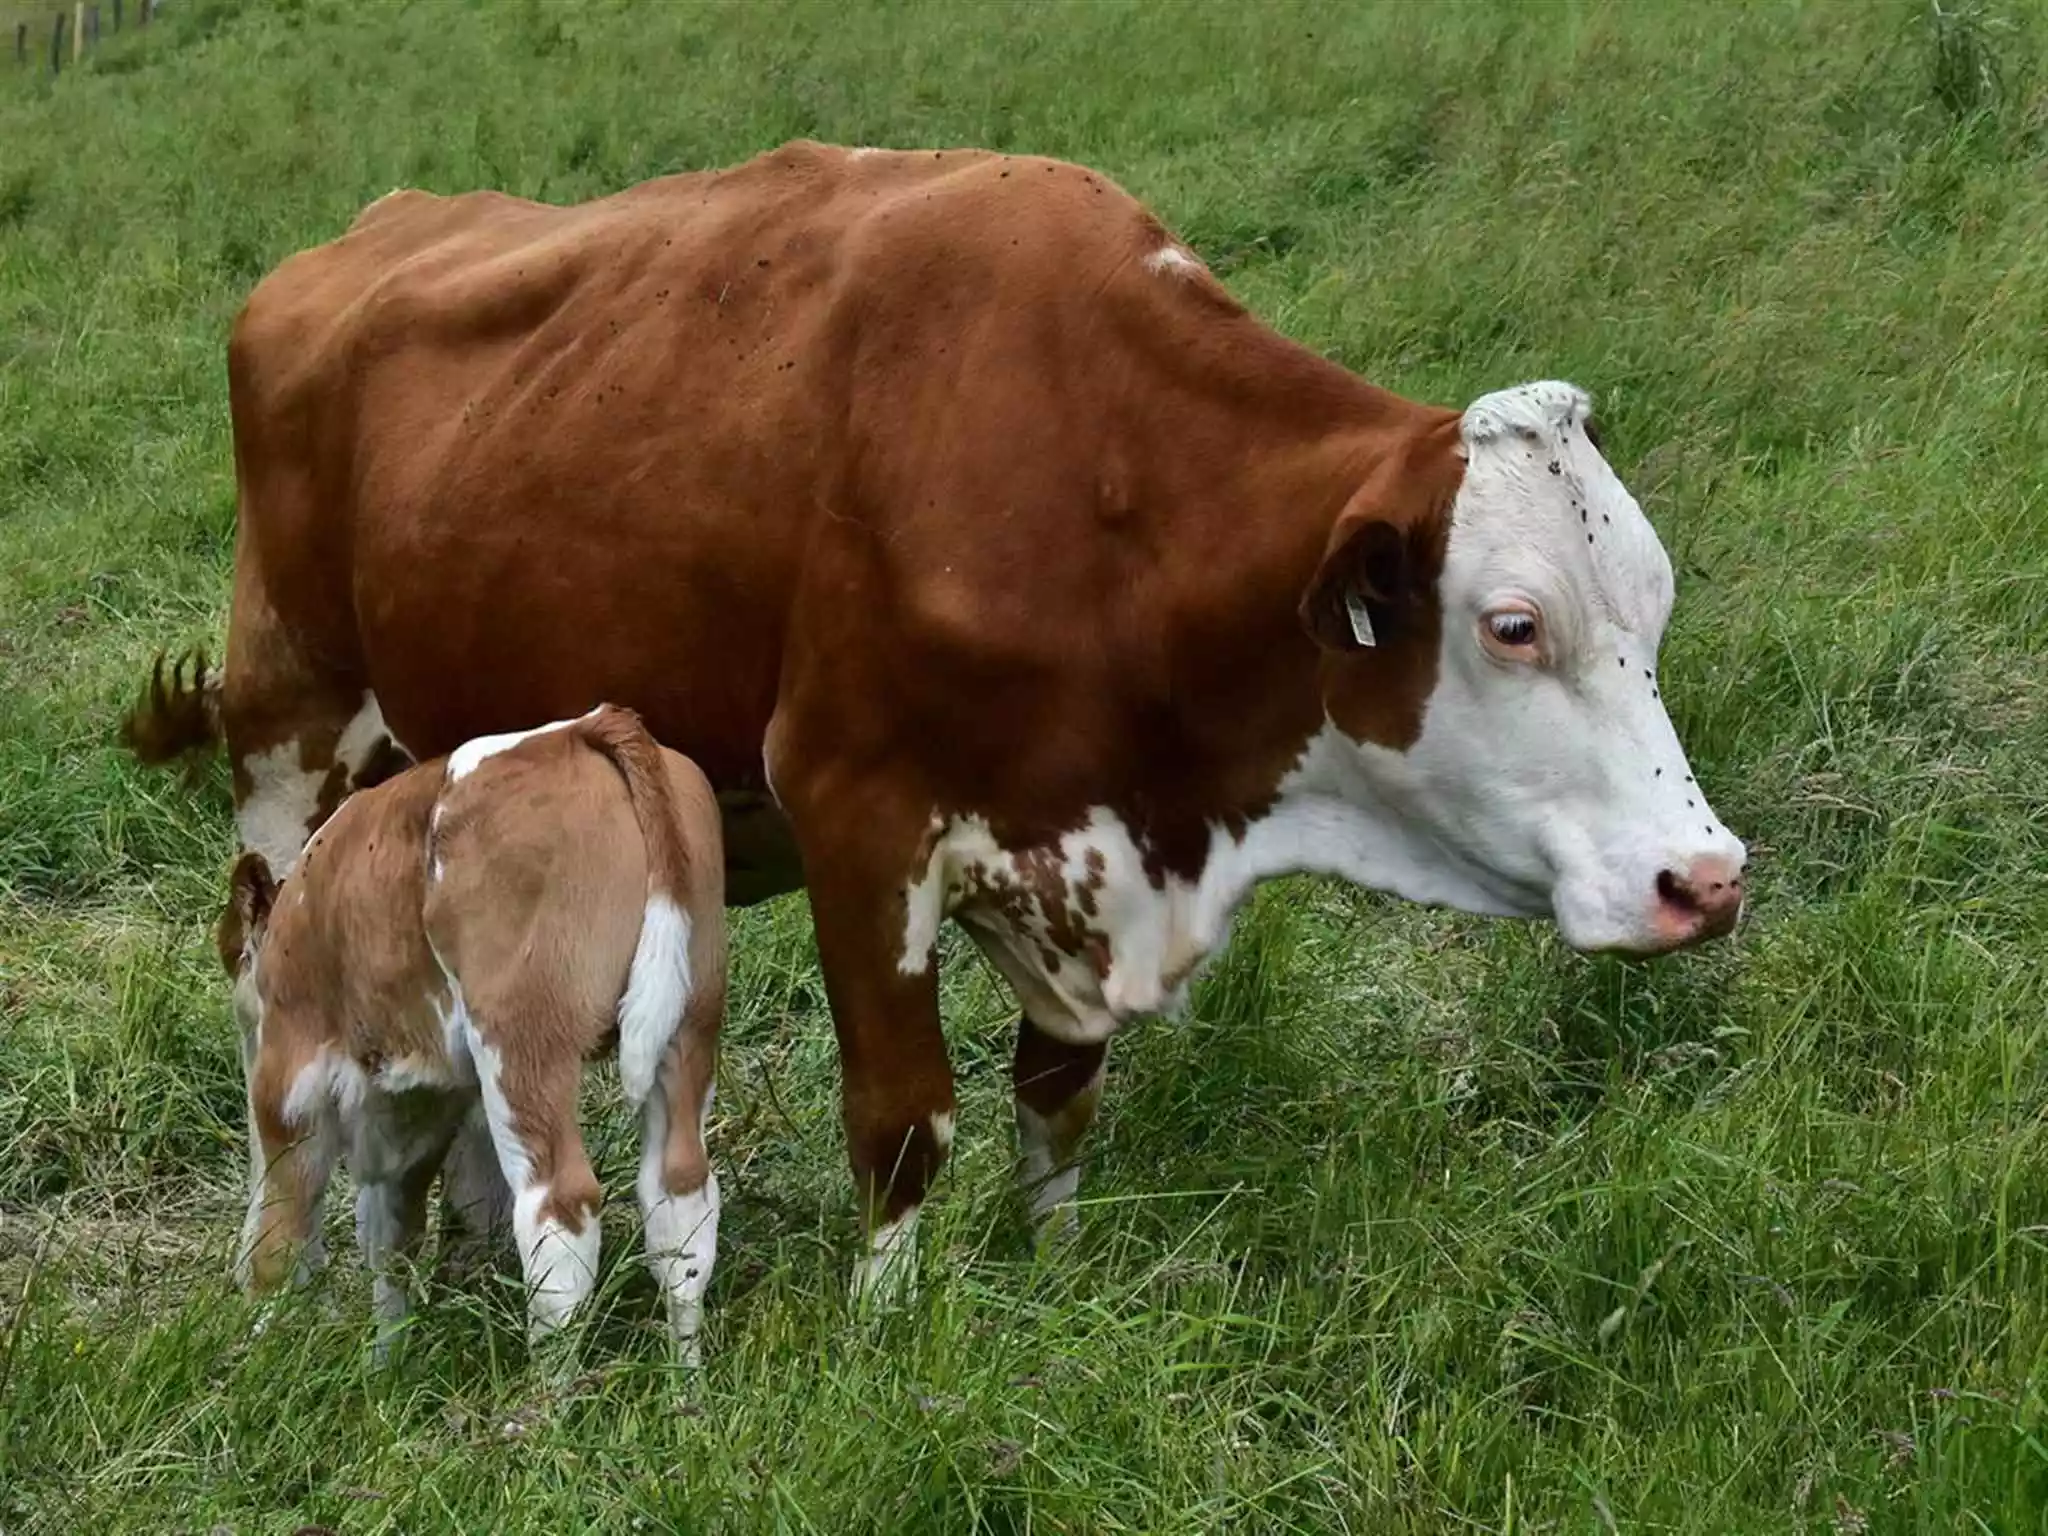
1656, 868, 1699, 913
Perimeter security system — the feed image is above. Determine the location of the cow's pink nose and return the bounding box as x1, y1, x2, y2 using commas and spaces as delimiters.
1654, 855, 1744, 943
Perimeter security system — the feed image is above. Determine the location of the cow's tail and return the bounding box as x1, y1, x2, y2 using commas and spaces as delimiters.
120, 650, 224, 768
579, 704, 699, 1108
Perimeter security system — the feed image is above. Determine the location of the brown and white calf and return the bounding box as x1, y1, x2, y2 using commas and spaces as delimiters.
223, 704, 727, 1362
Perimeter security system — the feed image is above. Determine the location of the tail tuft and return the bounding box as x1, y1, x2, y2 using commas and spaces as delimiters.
616, 893, 693, 1106
578, 705, 700, 1107
120, 650, 224, 767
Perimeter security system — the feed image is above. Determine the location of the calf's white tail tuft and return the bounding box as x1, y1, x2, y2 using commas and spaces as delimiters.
617, 894, 692, 1107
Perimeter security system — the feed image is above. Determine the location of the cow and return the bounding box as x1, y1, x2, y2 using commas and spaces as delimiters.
124, 139, 1746, 1303
222, 704, 727, 1365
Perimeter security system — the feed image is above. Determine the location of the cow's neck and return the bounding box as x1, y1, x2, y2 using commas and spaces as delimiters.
970, 390, 1502, 1027
1193, 723, 1536, 923
1115, 351, 1465, 879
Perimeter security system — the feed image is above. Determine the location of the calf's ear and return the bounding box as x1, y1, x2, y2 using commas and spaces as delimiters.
216, 850, 279, 976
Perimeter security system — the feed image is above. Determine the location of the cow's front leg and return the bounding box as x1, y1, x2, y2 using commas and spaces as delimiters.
805, 841, 957, 1306
1013, 1015, 1106, 1242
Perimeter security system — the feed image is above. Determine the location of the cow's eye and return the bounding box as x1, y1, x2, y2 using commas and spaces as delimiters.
1481, 607, 1543, 660
1489, 612, 1537, 646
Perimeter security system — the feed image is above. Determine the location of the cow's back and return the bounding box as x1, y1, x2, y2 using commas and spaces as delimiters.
224, 139, 1398, 860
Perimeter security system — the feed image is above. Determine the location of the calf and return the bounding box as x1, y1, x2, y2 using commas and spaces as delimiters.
222, 705, 727, 1365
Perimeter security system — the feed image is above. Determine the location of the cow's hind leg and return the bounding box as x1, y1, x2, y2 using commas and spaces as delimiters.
1013, 1015, 1107, 1242
636, 979, 723, 1368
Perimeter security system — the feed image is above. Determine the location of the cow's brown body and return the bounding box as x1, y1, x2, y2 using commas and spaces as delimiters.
224, 141, 1453, 877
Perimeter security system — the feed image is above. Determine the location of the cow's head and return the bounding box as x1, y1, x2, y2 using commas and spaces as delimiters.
1300, 381, 1745, 956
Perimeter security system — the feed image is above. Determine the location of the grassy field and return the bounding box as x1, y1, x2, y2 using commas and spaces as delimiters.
4, 0, 2048, 1529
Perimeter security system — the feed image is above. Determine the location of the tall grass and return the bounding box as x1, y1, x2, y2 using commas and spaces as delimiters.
3, 0, 2046, 1529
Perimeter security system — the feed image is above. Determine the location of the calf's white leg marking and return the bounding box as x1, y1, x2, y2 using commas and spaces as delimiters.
461, 1016, 599, 1341
637, 1082, 720, 1366
513, 1184, 602, 1338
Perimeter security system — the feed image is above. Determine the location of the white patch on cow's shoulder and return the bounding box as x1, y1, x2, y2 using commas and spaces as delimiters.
236, 691, 408, 879
446, 708, 601, 782
617, 895, 692, 1108
1145, 244, 1202, 276
897, 814, 951, 977
238, 740, 324, 878
929, 1111, 955, 1156
336, 690, 403, 780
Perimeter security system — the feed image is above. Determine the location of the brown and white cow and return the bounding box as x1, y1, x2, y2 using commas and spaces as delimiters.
126, 140, 1745, 1301
223, 704, 726, 1362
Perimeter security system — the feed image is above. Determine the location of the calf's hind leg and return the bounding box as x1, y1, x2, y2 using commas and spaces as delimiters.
460, 1019, 606, 1358
434, 1103, 515, 1287
637, 978, 724, 1366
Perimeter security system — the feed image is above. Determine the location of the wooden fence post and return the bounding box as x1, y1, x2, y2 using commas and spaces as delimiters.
17, 20, 29, 63
50, 9, 64, 72
140, 0, 151, 26
72, 4, 84, 63
114, 0, 123, 32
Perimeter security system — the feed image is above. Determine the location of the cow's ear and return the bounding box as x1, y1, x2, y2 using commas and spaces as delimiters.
1299, 514, 1416, 652
1299, 444, 1459, 654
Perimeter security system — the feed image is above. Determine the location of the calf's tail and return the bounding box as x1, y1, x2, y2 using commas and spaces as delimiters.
120, 650, 224, 768
577, 705, 699, 1107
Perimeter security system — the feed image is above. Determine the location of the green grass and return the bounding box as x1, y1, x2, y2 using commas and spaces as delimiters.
4, 0, 2048, 1529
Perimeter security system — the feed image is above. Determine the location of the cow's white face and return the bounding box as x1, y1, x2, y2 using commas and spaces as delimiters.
1309, 381, 1745, 956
